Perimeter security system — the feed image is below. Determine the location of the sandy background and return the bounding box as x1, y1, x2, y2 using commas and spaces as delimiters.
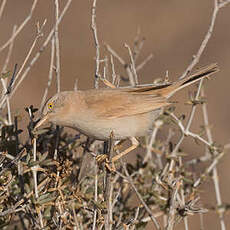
0, 0, 230, 229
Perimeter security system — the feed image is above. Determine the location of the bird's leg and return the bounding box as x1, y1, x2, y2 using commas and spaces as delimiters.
111, 137, 139, 163
96, 132, 116, 171
104, 136, 116, 171
103, 140, 109, 154
113, 139, 126, 151
97, 137, 139, 171
96, 140, 118, 171
95, 140, 110, 163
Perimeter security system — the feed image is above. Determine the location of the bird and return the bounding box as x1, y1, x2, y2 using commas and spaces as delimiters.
34, 63, 218, 162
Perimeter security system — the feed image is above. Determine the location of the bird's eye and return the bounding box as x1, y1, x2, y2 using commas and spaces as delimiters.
48, 102, 53, 110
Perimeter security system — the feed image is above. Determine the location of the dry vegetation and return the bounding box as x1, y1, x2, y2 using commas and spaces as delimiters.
0, 0, 230, 229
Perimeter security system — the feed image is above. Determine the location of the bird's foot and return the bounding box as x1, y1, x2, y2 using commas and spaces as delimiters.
96, 154, 115, 172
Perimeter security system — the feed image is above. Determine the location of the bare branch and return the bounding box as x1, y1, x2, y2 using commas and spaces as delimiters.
125, 43, 138, 85
105, 43, 136, 86
136, 53, 154, 72
200, 88, 226, 229
39, 37, 55, 111
0, 0, 7, 21
180, 0, 230, 79
91, 0, 100, 88
121, 163, 161, 230
0, 0, 72, 109
54, 0, 61, 93
0, 0, 38, 53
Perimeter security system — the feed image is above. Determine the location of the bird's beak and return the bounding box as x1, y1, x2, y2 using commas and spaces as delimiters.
34, 114, 49, 130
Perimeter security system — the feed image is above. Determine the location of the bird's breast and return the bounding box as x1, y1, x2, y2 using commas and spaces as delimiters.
64, 109, 162, 140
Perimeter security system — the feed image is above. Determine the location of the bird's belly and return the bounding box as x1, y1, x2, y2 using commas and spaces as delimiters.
71, 110, 162, 140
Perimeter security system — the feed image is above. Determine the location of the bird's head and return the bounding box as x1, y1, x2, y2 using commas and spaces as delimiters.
34, 92, 72, 130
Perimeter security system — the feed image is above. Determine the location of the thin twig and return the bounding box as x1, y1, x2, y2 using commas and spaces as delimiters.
200, 88, 226, 229
143, 120, 163, 163
92, 159, 98, 230
130, 207, 140, 230
165, 1, 229, 221
104, 137, 115, 230
105, 43, 125, 66
169, 112, 212, 147
3, 0, 72, 106
121, 163, 161, 230
105, 43, 135, 86
0, 177, 50, 216
179, 0, 230, 79
91, 0, 100, 88
133, 28, 145, 62
0, 21, 46, 109
0, 26, 17, 125
125, 43, 138, 85
0, 148, 26, 177
136, 53, 154, 72
166, 78, 204, 228
2, 26, 16, 74
179, 161, 188, 230
32, 137, 44, 228
199, 213, 205, 230
0, 0, 7, 21
110, 55, 117, 85
193, 151, 225, 188
0, 0, 38, 53
54, 0, 61, 93
6, 64, 18, 95
53, 126, 60, 160
168, 76, 204, 175
11, 20, 46, 92
166, 180, 181, 230
39, 37, 55, 111
219, 0, 230, 7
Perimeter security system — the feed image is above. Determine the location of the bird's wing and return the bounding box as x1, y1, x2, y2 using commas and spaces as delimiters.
81, 63, 218, 119
82, 88, 169, 119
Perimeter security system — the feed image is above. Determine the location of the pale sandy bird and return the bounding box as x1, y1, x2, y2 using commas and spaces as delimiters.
35, 64, 218, 162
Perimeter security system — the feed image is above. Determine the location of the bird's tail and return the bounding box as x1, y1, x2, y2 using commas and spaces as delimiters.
165, 63, 219, 98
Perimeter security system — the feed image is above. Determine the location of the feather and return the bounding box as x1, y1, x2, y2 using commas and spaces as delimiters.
80, 63, 218, 119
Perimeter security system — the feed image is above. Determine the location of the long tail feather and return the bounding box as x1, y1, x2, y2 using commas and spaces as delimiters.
165, 63, 219, 98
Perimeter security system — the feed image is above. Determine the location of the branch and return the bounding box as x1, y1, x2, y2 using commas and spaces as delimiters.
91, 0, 100, 88
179, 0, 230, 79
0, 0, 38, 53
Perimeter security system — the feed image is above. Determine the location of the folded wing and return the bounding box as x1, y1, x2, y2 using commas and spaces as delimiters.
82, 89, 169, 119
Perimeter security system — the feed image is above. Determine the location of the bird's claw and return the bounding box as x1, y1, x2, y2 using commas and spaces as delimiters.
96, 154, 115, 172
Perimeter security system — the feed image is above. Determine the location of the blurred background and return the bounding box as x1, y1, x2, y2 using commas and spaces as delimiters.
0, 0, 230, 229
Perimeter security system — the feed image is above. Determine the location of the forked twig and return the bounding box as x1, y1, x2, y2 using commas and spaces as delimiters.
0, 0, 38, 53
121, 163, 161, 230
